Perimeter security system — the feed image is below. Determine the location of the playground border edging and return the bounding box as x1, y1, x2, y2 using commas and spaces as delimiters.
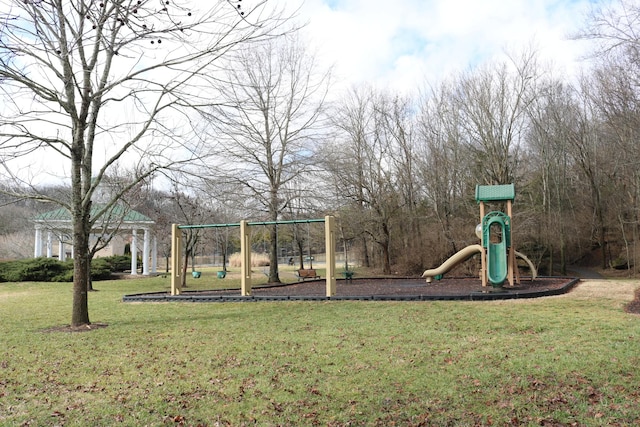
122, 277, 580, 303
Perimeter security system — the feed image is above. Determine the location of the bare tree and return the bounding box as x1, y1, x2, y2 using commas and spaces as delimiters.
416, 79, 476, 257
577, 0, 640, 272
167, 184, 206, 287
593, 61, 640, 272
577, 0, 640, 63
199, 33, 331, 283
525, 79, 583, 274
378, 95, 422, 253
455, 50, 540, 185
327, 86, 403, 274
0, 0, 287, 327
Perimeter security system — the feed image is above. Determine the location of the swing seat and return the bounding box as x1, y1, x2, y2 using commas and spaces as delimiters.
341, 270, 354, 282
192, 271, 201, 278
296, 269, 320, 281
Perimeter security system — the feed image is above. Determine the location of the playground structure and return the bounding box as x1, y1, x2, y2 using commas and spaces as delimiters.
170, 216, 337, 297
422, 184, 537, 287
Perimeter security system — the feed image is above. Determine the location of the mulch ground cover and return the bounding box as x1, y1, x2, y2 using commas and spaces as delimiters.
239, 277, 574, 297
124, 276, 578, 302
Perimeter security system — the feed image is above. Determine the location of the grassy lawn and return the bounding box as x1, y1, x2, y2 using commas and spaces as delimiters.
2, 277, 640, 426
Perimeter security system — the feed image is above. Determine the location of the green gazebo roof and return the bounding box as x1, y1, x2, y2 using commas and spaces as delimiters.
35, 204, 153, 223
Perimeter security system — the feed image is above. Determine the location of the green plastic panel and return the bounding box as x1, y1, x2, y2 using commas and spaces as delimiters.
475, 184, 515, 202
482, 211, 511, 248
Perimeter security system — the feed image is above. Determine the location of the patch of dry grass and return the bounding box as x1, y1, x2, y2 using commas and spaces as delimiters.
563, 279, 638, 302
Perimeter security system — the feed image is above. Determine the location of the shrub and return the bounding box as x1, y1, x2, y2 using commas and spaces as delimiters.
0, 259, 24, 282
0, 257, 115, 282
0, 258, 72, 282
90, 258, 114, 280
99, 255, 131, 272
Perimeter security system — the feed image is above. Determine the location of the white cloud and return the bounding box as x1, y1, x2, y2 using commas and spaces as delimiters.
296, 0, 605, 93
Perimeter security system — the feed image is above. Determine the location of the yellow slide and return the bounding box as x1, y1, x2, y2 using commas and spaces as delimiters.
422, 244, 482, 283
421, 245, 538, 283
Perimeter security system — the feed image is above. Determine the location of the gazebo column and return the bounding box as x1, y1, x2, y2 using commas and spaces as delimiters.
58, 239, 65, 261
142, 228, 150, 275
34, 227, 43, 257
46, 231, 53, 258
131, 229, 138, 275
152, 235, 157, 274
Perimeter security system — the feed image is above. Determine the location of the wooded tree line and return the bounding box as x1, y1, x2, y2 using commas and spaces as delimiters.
181, 1, 640, 277
3, 1, 640, 278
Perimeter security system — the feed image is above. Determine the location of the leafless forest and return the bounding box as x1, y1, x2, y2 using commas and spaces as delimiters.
2, 1, 640, 278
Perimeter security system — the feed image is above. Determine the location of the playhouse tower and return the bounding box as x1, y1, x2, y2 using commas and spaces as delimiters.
475, 184, 516, 287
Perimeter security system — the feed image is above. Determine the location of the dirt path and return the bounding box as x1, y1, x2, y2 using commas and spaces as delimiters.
566, 267, 604, 279
567, 279, 638, 301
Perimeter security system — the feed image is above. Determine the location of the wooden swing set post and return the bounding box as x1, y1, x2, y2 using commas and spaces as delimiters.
170, 224, 182, 296
240, 220, 252, 296
479, 201, 487, 287
506, 199, 515, 287
325, 215, 336, 297
170, 216, 337, 298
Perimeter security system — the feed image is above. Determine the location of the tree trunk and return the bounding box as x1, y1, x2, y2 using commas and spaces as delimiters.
222, 249, 228, 272
87, 258, 94, 292
296, 239, 305, 270
340, 227, 350, 270
71, 141, 91, 326
268, 222, 280, 283
380, 240, 391, 275
381, 222, 392, 274
181, 249, 191, 288
361, 236, 370, 268
71, 222, 91, 327
592, 184, 607, 270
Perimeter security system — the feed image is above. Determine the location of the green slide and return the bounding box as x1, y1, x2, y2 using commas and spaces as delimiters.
483, 213, 509, 287
487, 240, 507, 286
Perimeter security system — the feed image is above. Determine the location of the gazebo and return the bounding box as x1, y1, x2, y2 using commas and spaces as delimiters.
34, 204, 157, 275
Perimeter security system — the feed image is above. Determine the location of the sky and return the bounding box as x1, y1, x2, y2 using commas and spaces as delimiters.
293, 0, 607, 93
0, 0, 609, 188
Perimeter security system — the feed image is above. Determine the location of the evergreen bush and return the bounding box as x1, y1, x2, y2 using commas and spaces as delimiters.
101, 255, 131, 272
0, 256, 120, 282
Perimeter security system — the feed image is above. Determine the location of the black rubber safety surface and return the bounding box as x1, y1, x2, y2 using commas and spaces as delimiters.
122, 277, 579, 303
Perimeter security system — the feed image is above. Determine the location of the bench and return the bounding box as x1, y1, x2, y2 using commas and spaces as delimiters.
296, 269, 320, 281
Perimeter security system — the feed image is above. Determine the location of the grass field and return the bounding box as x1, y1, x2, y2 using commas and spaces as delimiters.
2, 275, 640, 426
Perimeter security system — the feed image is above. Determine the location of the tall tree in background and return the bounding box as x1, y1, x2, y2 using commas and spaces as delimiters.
417, 80, 475, 256
578, 0, 640, 62
569, 0, 640, 270
326, 86, 374, 268
200, 33, 331, 283
526, 79, 581, 274
0, 0, 286, 327
327, 87, 402, 274
379, 94, 422, 261
578, 0, 640, 271
455, 50, 539, 185
591, 59, 640, 272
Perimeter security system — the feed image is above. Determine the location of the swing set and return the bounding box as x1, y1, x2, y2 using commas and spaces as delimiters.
170, 216, 337, 297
